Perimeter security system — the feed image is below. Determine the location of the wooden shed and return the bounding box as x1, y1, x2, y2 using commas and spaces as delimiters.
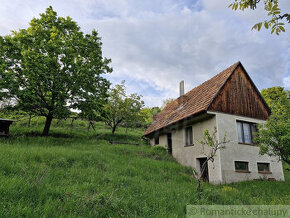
0, 119, 13, 137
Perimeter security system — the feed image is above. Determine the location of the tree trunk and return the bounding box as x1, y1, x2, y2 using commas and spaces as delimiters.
90, 121, 95, 131
70, 118, 75, 129
87, 121, 91, 132
42, 114, 53, 136
195, 160, 208, 200
112, 125, 117, 134
28, 115, 32, 128
196, 179, 201, 200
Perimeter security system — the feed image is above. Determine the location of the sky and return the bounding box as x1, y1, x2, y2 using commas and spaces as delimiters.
0, 0, 289, 107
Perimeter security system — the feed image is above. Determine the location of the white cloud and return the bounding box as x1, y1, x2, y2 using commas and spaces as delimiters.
283, 76, 290, 88
0, 0, 289, 107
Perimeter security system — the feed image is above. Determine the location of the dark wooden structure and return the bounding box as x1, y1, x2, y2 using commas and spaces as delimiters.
0, 119, 13, 137
208, 64, 271, 120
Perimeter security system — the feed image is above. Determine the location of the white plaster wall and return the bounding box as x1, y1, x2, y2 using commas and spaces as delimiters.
149, 134, 167, 148
210, 111, 285, 183
171, 116, 223, 184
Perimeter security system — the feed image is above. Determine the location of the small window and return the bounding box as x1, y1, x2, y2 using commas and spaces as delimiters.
154, 135, 159, 145
234, 161, 249, 172
257, 163, 270, 172
185, 126, 193, 146
236, 121, 257, 144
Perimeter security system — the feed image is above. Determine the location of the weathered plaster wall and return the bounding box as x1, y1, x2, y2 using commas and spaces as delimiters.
171, 115, 223, 184
148, 111, 284, 184
210, 111, 285, 183
149, 134, 167, 148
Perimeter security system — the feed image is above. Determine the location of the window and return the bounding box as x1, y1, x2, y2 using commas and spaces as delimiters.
234, 161, 249, 172
236, 121, 257, 144
257, 163, 270, 173
185, 126, 193, 146
154, 135, 159, 145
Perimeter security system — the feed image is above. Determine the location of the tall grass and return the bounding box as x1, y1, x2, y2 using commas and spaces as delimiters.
0, 117, 289, 217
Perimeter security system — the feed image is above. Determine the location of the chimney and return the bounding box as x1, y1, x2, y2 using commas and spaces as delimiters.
180, 80, 184, 97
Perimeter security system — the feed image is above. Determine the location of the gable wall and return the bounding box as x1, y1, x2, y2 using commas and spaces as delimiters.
212, 111, 284, 183
208, 66, 270, 120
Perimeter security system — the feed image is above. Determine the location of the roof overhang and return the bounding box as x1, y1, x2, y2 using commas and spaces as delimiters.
0, 119, 14, 124
143, 110, 215, 138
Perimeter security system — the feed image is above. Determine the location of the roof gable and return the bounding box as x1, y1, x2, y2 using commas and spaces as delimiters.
144, 62, 270, 137
208, 64, 270, 120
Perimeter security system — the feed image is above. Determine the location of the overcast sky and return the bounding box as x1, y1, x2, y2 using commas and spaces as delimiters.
0, 0, 289, 107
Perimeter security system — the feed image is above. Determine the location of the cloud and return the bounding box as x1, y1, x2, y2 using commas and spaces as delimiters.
283, 76, 290, 88
0, 0, 289, 107
94, 1, 289, 106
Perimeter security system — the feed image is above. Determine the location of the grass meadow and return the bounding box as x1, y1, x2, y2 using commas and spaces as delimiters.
0, 118, 289, 217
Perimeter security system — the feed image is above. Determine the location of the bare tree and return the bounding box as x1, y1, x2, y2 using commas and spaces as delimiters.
192, 127, 228, 199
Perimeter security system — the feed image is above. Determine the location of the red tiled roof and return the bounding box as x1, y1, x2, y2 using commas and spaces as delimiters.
143, 62, 240, 136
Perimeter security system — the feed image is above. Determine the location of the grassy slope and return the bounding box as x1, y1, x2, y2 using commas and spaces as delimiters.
0, 118, 289, 217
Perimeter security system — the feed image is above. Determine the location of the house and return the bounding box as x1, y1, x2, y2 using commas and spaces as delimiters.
143, 62, 285, 184
0, 118, 13, 137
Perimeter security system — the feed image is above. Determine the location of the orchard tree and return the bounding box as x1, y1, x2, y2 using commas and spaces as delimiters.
104, 81, 144, 134
261, 86, 289, 116
139, 107, 161, 127
192, 127, 228, 199
255, 87, 290, 164
0, 7, 111, 136
229, 0, 289, 35
77, 95, 107, 131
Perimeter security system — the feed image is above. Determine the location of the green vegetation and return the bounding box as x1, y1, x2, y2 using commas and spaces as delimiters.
229, 0, 289, 35
0, 6, 111, 136
0, 119, 289, 217
193, 127, 228, 198
103, 81, 144, 134
257, 87, 290, 165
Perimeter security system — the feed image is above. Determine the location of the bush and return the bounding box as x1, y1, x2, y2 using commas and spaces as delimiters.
152, 146, 167, 153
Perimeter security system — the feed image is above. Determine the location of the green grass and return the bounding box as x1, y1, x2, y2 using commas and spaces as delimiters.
0, 118, 289, 217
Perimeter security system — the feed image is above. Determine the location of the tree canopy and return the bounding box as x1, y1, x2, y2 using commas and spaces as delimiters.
103, 81, 144, 134
261, 86, 289, 116
139, 107, 161, 128
256, 86, 290, 164
0, 6, 112, 135
229, 0, 289, 35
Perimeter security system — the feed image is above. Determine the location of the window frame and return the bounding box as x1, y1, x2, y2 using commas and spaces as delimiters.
154, 135, 159, 145
234, 161, 250, 173
257, 162, 271, 174
236, 120, 257, 145
184, 126, 194, 147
